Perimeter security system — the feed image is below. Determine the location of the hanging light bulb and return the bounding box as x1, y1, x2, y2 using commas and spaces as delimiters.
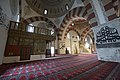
72, 23, 74, 26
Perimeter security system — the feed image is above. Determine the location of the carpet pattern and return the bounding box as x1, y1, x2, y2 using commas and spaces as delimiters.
0, 54, 119, 80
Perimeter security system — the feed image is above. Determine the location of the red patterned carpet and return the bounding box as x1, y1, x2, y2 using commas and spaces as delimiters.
0, 54, 119, 80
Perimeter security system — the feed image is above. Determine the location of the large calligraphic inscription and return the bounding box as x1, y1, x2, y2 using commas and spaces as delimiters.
92, 18, 120, 62
96, 26, 120, 48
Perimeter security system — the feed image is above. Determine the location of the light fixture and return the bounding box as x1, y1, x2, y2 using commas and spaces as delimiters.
72, 23, 74, 26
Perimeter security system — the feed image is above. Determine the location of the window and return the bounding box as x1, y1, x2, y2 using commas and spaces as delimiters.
17, 14, 20, 22
85, 36, 92, 49
65, 4, 69, 10
67, 47, 71, 53
44, 9, 48, 14
67, 33, 70, 39
16, 14, 20, 28
27, 24, 34, 33
51, 30, 54, 35
51, 47, 55, 56
85, 42, 90, 49
77, 36, 80, 41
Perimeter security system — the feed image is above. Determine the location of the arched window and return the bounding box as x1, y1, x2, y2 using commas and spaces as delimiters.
65, 4, 69, 10
44, 9, 48, 14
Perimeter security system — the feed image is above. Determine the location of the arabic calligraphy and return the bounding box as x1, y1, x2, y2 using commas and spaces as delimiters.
96, 26, 120, 44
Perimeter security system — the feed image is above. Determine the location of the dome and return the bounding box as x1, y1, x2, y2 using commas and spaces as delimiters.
25, 0, 75, 18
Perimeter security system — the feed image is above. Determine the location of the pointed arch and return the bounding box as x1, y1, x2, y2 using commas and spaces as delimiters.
59, 0, 99, 40
21, 16, 57, 29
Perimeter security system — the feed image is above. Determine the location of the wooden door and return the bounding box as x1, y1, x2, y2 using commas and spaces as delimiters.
20, 46, 31, 61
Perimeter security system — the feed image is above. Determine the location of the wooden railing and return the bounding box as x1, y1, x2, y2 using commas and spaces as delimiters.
9, 21, 55, 36
5, 21, 56, 56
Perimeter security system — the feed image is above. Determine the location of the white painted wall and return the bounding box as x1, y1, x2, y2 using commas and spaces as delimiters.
0, 0, 12, 19
59, 30, 80, 54
69, 31, 80, 54
3, 55, 46, 63
0, 0, 19, 21
65, 38, 71, 54
59, 40, 66, 54
0, 0, 19, 65
3, 56, 20, 63
30, 55, 45, 60
21, 0, 40, 19
0, 27, 8, 65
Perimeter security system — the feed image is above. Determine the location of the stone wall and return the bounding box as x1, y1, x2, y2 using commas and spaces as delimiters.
92, 18, 120, 62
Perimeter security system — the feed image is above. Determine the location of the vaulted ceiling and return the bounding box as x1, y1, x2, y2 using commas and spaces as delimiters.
22, 0, 119, 41
25, 0, 75, 18
22, 0, 96, 42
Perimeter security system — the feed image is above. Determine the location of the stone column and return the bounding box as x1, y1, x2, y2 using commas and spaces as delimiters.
91, 0, 107, 25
